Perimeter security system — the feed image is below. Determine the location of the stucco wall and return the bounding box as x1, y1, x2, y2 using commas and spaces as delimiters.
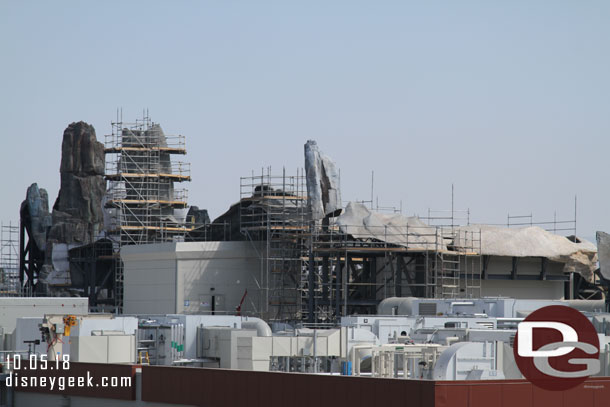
122, 242, 261, 316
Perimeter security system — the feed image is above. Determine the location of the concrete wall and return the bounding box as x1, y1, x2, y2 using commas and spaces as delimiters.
0, 297, 88, 334
481, 256, 565, 299
381, 254, 567, 300
122, 242, 261, 316
481, 279, 564, 299
13, 317, 43, 353
485, 256, 564, 278
122, 243, 178, 314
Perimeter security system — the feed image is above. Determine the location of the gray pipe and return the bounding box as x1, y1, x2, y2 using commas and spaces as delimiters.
378, 297, 606, 317
563, 299, 605, 312
377, 297, 418, 315
241, 317, 272, 336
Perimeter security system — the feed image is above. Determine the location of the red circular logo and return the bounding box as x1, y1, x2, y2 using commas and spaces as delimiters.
513, 305, 600, 391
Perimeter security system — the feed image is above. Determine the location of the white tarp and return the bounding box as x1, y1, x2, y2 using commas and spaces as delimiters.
335, 202, 445, 250
455, 225, 597, 281
334, 202, 597, 281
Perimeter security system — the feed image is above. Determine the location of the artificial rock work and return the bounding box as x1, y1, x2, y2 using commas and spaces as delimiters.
304, 140, 342, 220
21, 122, 107, 294
20, 183, 53, 251
49, 121, 106, 244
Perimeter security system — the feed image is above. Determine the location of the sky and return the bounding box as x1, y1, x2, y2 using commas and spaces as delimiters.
0, 1, 608, 242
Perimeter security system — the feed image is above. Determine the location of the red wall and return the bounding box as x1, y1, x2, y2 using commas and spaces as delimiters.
14, 363, 610, 407
142, 366, 435, 407
435, 378, 610, 407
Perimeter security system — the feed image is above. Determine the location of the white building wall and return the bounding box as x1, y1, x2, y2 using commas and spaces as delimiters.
122, 243, 178, 314
0, 297, 88, 334
122, 242, 261, 316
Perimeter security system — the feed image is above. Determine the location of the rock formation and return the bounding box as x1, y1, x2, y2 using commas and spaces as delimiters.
48, 122, 106, 244
19, 183, 53, 293
304, 140, 342, 220
187, 205, 211, 226
19, 183, 52, 251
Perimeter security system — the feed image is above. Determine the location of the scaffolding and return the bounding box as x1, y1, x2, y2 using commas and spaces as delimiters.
311, 222, 482, 320
506, 212, 577, 236
239, 168, 309, 322
237, 169, 482, 323
0, 222, 21, 296
104, 113, 192, 312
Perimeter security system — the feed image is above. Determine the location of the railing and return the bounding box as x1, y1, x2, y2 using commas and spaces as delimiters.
312, 223, 482, 254
105, 183, 188, 204
105, 128, 185, 150
105, 160, 191, 179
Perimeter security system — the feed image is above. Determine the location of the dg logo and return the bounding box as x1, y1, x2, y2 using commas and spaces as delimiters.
513, 305, 600, 391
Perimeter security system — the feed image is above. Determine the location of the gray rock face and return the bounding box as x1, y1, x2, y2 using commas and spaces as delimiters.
304, 140, 342, 220
119, 124, 173, 201
59, 122, 105, 175
187, 206, 211, 225
49, 122, 106, 244
597, 231, 610, 281
20, 183, 52, 251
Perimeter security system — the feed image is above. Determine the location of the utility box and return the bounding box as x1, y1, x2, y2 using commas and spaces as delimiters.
198, 327, 257, 369
70, 335, 136, 363
237, 336, 272, 371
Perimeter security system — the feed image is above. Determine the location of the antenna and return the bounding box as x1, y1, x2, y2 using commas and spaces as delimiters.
574, 195, 577, 237
371, 170, 374, 210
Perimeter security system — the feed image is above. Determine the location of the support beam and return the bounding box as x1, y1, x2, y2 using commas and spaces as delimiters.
343, 255, 349, 317
511, 257, 518, 280
396, 255, 407, 297
369, 257, 377, 299
539, 257, 547, 280
307, 230, 315, 323
335, 262, 342, 318
387, 253, 398, 297
322, 256, 329, 303
414, 255, 426, 297
90, 257, 97, 308
481, 255, 489, 280
19, 220, 25, 288
486, 274, 569, 281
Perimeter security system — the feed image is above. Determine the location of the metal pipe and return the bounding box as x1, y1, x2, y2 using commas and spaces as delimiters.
241, 317, 272, 337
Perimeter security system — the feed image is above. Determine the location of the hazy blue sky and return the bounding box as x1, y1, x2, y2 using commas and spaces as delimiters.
1, 1, 608, 241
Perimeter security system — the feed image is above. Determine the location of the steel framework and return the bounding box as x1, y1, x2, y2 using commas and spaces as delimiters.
239, 168, 309, 321
104, 113, 192, 312
238, 169, 482, 323
0, 222, 21, 296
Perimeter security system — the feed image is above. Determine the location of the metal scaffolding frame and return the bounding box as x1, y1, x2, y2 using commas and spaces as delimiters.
237, 169, 482, 323
0, 222, 21, 296
239, 168, 309, 322
104, 113, 192, 312
310, 222, 482, 321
